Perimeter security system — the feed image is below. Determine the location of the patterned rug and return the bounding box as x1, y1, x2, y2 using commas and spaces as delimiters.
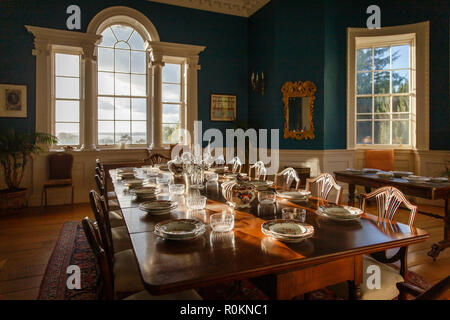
37, 222, 431, 300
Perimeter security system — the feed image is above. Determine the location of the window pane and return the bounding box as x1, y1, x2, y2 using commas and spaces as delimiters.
132, 121, 146, 144
131, 51, 146, 74
163, 64, 181, 83
111, 25, 133, 41
374, 114, 389, 119
162, 83, 181, 102
128, 31, 145, 51
374, 96, 390, 113
162, 123, 180, 144
98, 47, 114, 72
115, 98, 130, 120
115, 49, 130, 73
55, 54, 79, 77
55, 100, 79, 122
392, 70, 409, 93
131, 74, 146, 96
393, 113, 409, 119
100, 27, 116, 47
357, 114, 372, 120
392, 96, 409, 112
356, 48, 372, 71
374, 121, 390, 144
374, 47, 390, 70
56, 77, 79, 99
115, 121, 131, 144
98, 72, 114, 95
392, 121, 409, 144
115, 73, 130, 96
98, 121, 114, 145
163, 104, 180, 123
98, 97, 114, 120
55, 123, 79, 145
374, 71, 390, 94
356, 97, 372, 113
356, 72, 372, 94
392, 45, 409, 69
356, 121, 372, 144
132, 98, 146, 120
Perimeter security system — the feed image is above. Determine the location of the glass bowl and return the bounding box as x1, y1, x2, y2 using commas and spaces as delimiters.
281, 207, 306, 222
210, 212, 235, 232
169, 184, 185, 195
186, 196, 207, 210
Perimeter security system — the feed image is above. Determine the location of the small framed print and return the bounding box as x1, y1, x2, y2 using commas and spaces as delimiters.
0, 84, 27, 118
210, 94, 236, 122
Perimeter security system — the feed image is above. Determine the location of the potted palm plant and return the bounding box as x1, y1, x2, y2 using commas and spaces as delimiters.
0, 129, 57, 214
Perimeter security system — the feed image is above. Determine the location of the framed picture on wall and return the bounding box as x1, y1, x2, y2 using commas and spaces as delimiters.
210, 94, 236, 121
0, 84, 27, 118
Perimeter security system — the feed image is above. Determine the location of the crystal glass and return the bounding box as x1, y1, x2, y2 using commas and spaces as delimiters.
146, 167, 159, 177
186, 195, 207, 210
169, 184, 185, 195
156, 174, 170, 185
205, 172, 219, 182
281, 207, 306, 222
257, 203, 277, 218
258, 191, 276, 204
210, 212, 234, 233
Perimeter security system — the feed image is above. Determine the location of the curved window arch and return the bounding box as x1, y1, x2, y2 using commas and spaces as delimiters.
97, 23, 148, 145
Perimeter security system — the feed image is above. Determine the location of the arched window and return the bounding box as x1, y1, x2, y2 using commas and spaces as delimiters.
97, 24, 147, 145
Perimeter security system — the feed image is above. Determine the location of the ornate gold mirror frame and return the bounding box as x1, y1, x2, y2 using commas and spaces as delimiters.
281, 80, 316, 140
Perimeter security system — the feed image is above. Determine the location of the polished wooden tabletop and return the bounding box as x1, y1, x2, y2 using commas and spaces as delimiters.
111, 169, 429, 295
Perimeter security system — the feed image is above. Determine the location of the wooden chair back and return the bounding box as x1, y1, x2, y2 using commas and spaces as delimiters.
47, 152, 73, 180
229, 157, 242, 173
81, 217, 114, 300
365, 149, 394, 171
145, 153, 170, 166
274, 167, 301, 190
89, 190, 115, 266
248, 161, 267, 181
305, 173, 342, 204
94, 174, 105, 196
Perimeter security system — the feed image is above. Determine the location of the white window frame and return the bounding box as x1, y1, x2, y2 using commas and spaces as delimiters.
347, 21, 429, 151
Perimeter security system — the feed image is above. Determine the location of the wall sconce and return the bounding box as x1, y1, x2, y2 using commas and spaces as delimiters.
251, 72, 265, 96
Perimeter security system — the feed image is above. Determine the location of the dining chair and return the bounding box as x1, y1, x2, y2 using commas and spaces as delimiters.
305, 173, 342, 204
248, 161, 267, 181
144, 153, 170, 166
82, 217, 201, 300
94, 174, 120, 211
397, 276, 450, 300
89, 190, 130, 254
229, 156, 242, 173
41, 152, 74, 206
274, 167, 301, 190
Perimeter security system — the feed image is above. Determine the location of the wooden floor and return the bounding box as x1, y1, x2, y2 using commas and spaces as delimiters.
0, 201, 448, 300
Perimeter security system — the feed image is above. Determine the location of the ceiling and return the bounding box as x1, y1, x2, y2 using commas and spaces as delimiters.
149, 0, 270, 17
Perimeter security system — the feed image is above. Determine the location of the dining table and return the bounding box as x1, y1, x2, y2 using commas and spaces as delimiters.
110, 168, 429, 300
333, 170, 450, 260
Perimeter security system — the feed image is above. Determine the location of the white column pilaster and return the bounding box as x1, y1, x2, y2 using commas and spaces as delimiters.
82, 44, 98, 151
187, 56, 200, 145
151, 57, 165, 149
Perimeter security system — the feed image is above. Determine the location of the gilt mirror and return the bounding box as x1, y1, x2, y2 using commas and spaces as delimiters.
281, 81, 316, 140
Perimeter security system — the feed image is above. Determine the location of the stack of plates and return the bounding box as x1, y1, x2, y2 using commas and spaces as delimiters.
134, 187, 160, 201
124, 179, 144, 189
429, 177, 449, 184
346, 168, 363, 174
403, 175, 431, 183
250, 180, 273, 191
316, 205, 362, 221
392, 171, 413, 178
117, 172, 136, 180
154, 219, 205, 240
376, 171, 394, 179
261, 219, 314, 242
224, 173, 247, 179
139, 200, 177, 215
362, 168, 379, 174
276, 190, 311, 203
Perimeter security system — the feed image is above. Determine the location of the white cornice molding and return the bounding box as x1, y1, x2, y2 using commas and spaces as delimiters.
25, 25, 101, 46
148, 0, 270, 17
148, 41, 206, 59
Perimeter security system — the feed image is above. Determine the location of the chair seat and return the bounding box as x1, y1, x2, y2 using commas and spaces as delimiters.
109, 210, 125, 228
113, 249, 145, 298
43, 179, 73, 187
111, 226, 132, 253
108, 199, 120, 209
124, 289, 202, 300
107, 191, 117, 199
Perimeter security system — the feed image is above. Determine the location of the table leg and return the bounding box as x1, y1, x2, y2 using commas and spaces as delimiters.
348, 184, 356, 206
428, 199, 450, 260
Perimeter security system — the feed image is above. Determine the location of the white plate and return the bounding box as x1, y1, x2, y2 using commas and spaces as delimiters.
139, 200, 177, 213
376, 171, 394, 179
317, 206, 362, 220
346, 168, 363, 174
403, 175, 431, 183
116, 167, 135, 173
154, 219, 205, 240
251, 180, 273, 187
429, 177, 449, 183
392, 171, 413, 178
362, 168, 379, 174
224, 173, 247, 179
261, 220, 314, 242
276, 190, 311, 199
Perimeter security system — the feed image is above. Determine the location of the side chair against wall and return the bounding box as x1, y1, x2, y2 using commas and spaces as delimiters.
330, 186, 418, 300
82, 217, 202, 300
305, 173, 342, 205
41, 152, 74, 206
248, 161, 267, 181
274, 167, 301, 191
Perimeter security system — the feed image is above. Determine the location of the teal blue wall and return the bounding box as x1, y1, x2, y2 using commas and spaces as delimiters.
0, 0, 248, 135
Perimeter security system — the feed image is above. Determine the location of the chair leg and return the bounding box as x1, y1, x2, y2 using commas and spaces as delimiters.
41, 189, 44, 207
44, 188, 47, 207
71, 185, 74, 205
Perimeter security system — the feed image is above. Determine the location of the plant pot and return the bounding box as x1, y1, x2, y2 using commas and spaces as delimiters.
0, 188, 28, 215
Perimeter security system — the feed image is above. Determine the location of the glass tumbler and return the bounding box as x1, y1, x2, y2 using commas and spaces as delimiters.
258, 191, 276, 205
281, 207, 306, 222
210, 212, 234, 232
